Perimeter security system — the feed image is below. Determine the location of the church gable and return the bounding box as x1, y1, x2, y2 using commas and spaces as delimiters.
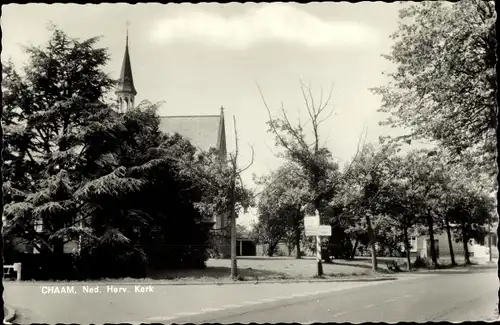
159, 115, 222, 153
114, 29, 227, 157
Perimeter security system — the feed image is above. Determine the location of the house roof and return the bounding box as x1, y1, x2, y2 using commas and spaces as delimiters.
158, 115, 223, 153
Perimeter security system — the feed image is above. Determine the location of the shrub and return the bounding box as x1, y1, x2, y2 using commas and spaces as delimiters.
412, 255, 434, 269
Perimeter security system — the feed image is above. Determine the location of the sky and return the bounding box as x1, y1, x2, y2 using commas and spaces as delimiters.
2, 3, 420, 227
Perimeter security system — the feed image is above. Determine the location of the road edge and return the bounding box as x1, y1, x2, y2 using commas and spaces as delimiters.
9, 276, 398, 286
3, 305, 16, 324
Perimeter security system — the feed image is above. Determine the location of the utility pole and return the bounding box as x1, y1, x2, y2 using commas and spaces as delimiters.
316, 234, 323, 276
315, 210, 323, 276
305, 210, 326, 277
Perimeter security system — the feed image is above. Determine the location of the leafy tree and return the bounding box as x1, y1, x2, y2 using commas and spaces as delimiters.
3, 100, 222, 275
445, 168, 496, 264
3, 104, 159, 269
376, 174, 421, 270
421, 148, 494, 267
253, 163, 310, 258
326, 182, 369, 260
193, 148, 254, 229
437, 161, 470, 266
1, 26, 119, 257
250, 220, 281, 257
3, 25, 115, 176
1, 26, 220, 278
372, 0, 497, 304
189, 115, 255, 279
124, 125, 217, 270
337, 143, 398, 270
396, 149, 452, 267
188, 146, 254, 264
236, 224, 250, 238
372, 0, 497, 170
375, 148, 481, 269
373, 5, 498, 304
2, 61, 43, 194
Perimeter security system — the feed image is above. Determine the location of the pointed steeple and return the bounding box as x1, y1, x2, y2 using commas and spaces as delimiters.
116, 22, 137, 112
216, 106, 227, 160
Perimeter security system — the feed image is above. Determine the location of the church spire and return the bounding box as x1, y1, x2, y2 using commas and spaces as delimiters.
216, 106, 227, 160
116, 21, 137, 112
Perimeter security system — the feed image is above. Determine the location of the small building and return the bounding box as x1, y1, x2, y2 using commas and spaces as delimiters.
408, 225, 498, 260
408, 232, 469, 259
472, 224, 499, 259
236, 237, 257, 257
255, 241, 314, 257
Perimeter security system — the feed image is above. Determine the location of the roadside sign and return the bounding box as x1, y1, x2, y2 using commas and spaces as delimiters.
304, 216, 320, 229
305, 225, 331, 237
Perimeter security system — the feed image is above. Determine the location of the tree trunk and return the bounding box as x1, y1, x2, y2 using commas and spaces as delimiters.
427, 212, 438, 267
266, 245, 274, 257
370, 241, 377, 270
230, 212, 237, 279
295, 226, 302, 259
313, 201, 323, 276
324, 235, 333, 263
462, 223, 471, 265
489, 232, 493, 263
403, 226, 412, 271
445, 216, 457, 266
268, 240, 280, 257
350, 236, 359, 260
365, 214, 378, 271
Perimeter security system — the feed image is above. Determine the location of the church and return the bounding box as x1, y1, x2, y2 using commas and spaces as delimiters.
115, 31, 232, 256
115, 31, 228, 164
5, 31, 253, 259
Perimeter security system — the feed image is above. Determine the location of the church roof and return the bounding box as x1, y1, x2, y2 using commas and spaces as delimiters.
114, 28, 225, 156
116, 33, 137, 96
215, 109, 227, 158
159, 112, 226, 154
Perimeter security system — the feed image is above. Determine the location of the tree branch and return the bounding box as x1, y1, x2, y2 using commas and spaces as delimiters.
238, 145, 255, 174
257, 84, 295, 154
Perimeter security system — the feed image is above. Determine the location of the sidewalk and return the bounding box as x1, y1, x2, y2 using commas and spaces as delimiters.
470, 257, 498, 266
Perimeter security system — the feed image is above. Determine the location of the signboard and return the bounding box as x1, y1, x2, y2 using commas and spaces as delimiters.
305, 225, 332, 237
304, 210, 330, 237
304, 216, 320, 229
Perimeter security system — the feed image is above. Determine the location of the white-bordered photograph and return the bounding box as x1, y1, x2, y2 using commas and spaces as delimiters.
1, 1, 498, 323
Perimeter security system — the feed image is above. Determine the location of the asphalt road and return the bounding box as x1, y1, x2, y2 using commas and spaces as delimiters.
5, 270, 497, 323
4, 278, 390, 323
142, 270, 498, 324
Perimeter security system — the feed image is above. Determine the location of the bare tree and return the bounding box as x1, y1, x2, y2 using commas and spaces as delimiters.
258, 81, 339, 276
228, 115, 254, 280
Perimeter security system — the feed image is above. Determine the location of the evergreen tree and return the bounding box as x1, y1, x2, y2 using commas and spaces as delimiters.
2, 26, 221, 278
